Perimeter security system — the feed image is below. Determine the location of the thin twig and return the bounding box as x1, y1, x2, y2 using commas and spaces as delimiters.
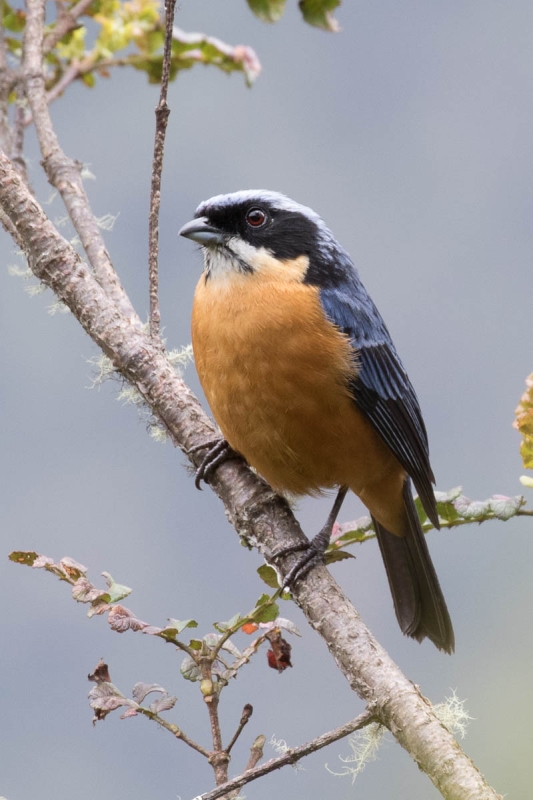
225, 704, 253, 755
216, 633, 270, 685
24, 56, 155, 129
335, 505, 533, 549
220, 735, 265, 800
23, 56, 94, 127
158, 632, 199, 659
199, 660, 230, 786
45, 60, 82, 104
244, 733, 265, 771
148, 0, 177, 340
43, 0, 94, 54
23, 0, 141, 328
194, 709, 377, 800
136, 707, 212, 758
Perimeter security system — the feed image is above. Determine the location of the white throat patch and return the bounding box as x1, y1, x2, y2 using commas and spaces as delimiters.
204, 237, 263, 280
203, 237, 309, 285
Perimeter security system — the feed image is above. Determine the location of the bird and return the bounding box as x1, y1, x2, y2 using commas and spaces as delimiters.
179, 190, 454, 654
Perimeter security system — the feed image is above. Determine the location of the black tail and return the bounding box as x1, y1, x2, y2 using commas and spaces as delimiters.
372, 479, 455, 653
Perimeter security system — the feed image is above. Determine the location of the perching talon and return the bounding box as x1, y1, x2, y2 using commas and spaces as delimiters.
271, 487, 349, 589
191, 438, 236, 489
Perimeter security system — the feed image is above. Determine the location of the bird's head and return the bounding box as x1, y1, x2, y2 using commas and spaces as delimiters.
179, 190, 352, 287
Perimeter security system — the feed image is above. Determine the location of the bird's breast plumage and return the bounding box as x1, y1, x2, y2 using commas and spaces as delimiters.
192, 271, 400, 500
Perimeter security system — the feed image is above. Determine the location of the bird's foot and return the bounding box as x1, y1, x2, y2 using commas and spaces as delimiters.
270, 486, 349, 589
188, 437, 236, 489
272, 535, 329, 590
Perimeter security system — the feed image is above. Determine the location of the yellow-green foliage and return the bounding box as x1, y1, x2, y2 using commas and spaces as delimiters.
515, 373, 533, 469
1, 0, 262, 92
2, 0, 342, 92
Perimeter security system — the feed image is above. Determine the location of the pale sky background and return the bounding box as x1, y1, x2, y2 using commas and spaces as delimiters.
1, 1, 533, 799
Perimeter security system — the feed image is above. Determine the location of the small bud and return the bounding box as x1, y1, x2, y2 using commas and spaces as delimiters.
200, 679, 213, 696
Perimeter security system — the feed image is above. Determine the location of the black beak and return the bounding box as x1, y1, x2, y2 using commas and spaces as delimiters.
179, 217, 226, 246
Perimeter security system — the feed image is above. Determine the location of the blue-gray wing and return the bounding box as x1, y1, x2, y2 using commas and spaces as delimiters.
319, 279, 439, 527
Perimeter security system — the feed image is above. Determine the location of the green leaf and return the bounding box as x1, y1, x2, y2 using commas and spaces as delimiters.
333, 515, 374, 546
114, 29, 261, 87
2, 2, 26, 32
214, 612, 243, 632
414, 496, 428, 525
247, 0, 286, 23
436, 503, 461, 525
9, 550, 39, 567
101, 572, 131, 602
142, 29, 165, 54
56, 26, 86, 61
257, 564, 280, 588
299, 0, 341, 31
129, 54, 167, 84
180, 655, 201, 682
253, 602, 279, 623
5, 36, 22, 56
189, 639, 203, 650
324, 549, 355, 565
165, 618, 198, 635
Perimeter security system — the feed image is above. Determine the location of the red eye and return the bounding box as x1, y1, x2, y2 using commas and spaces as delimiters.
246, 208, 267, 228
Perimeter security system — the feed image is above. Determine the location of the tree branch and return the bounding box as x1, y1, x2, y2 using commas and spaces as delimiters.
136, 706, 212, 758
243, 733, 265, 772
0, 149, 503, 800
23, 0, 141, 327
43, 0, 95, 55
195, 709, 376, 800
45, 60, 83, 105
334, 504, 533, 549
225, 704, 253, 755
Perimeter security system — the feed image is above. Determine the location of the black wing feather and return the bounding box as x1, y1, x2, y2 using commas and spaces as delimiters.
319, 278, 439, 528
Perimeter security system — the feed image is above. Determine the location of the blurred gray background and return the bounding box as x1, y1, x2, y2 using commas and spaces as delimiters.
1, 0, 532, 798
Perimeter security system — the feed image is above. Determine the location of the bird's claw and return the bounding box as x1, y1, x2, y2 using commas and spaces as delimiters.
270, 494, 345, 589
189, 438, 235, 489
271, 539, 327, 590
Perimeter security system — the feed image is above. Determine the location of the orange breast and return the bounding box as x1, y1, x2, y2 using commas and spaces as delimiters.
192, 273, 403, 520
